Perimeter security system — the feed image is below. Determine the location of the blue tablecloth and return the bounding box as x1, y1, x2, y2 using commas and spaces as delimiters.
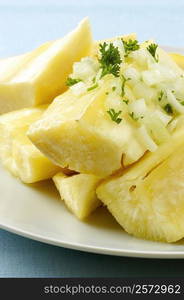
1, 0, 184, 278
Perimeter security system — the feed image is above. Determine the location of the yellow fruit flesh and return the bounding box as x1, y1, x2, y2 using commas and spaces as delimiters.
0, 106, 60, 183
28, 36, 184, 178
97, 129, 184, 243
12, 135, 60, 183
170, 53, 184, 69
0, 106, 46, 171
0, 18, 93, 114
28, 85, 145, 177
53, 173, 101, 219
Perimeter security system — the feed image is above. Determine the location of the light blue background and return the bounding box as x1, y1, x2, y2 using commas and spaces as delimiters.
1, 0, 184, 277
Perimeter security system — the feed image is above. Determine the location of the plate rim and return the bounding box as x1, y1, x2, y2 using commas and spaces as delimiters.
1, 45, 184, 259
1, 221, 184, 259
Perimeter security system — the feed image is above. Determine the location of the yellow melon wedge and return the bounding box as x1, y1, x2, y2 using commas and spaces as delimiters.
0, 17, 93, 114
53, 172, 101, 219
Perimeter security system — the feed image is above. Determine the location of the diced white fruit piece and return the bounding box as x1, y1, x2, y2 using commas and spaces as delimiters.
0, 17, 93, 114
53, 173, 101, 219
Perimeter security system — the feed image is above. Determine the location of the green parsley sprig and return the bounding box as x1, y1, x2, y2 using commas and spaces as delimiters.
107, 109, 122, 124
87, 83, 98, 91
121, 75, 130, 97
158, 90, 164, 102
122, 99, 129, 105
98, 42, 122, 78
147, 43, 159, 62
129, 112, 139, 121
122, 39, 140, 57
66, 77, 81, 87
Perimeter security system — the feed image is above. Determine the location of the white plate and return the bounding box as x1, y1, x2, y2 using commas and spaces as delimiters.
1, 46, 184, 259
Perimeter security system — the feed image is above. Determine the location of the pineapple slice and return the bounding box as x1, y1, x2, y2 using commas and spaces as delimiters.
53, 172, 101, 219
0, 106, 60, 183
0, 106, 46, 171
28, 37, 184, 177
0, 18, 92, 114
97, 128, 184, 243
12, 135, 60, 183
28, 85, 146, 177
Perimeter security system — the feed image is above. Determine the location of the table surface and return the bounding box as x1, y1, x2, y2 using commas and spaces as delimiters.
1, 0, 184, 278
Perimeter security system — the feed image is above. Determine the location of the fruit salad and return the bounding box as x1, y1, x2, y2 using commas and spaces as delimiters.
1, 17, 184, 243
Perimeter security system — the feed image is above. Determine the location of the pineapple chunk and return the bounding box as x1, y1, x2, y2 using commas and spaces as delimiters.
97, 128, 184, 243
0, 106, 46, 171
0, 18, 92, 114
53, 173, 101, 219
12, 135, 60, 183
28, 86, 146, 177
28, 38, 184, 177
0, 106, 60, 183
170, 53, 184, 69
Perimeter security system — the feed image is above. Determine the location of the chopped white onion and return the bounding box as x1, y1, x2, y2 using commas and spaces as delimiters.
142, 69, 162, 86
73, 57, 99, 81
167, 118, 178, 132
154, 110, 172, 126
124, 67, 140, 83
130, 48, 150, 68
137, 125, 158, 152
133, 82, 156, 101
128, 98, 147, 117
70, 81, 86, 96
142, 113, 170, 144
167, 90, 184, 114
112, 39, 125, 60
